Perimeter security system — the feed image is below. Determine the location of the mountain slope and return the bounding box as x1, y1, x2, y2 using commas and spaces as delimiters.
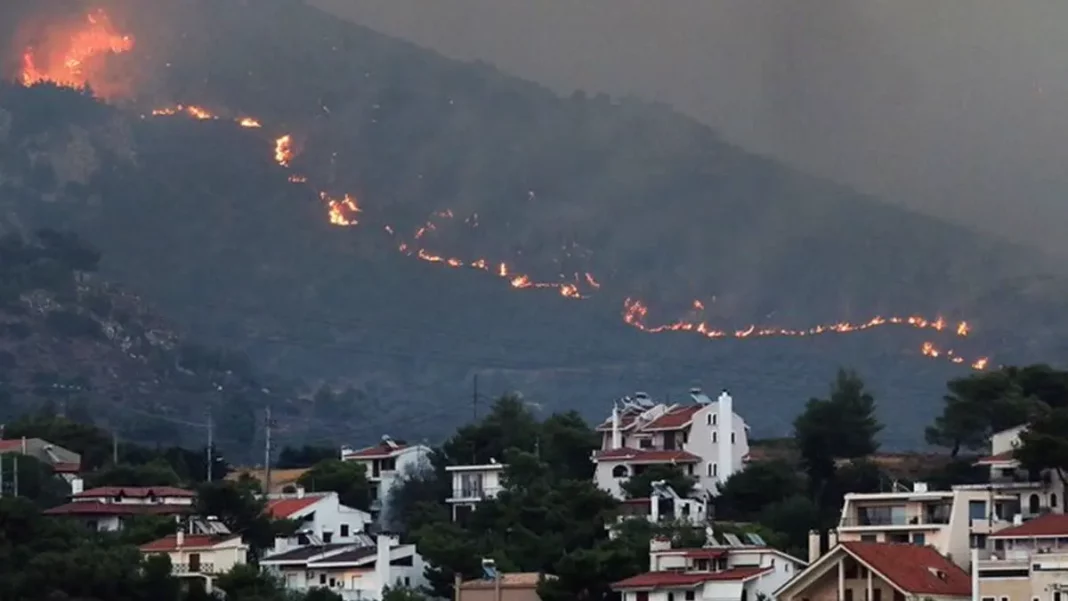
1, 0, 1065, 449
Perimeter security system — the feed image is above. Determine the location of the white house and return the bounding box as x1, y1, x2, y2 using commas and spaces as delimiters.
612, 534, 805, 601
341, 436, 432, 519
614, 482, 709, 532
140, 528, 249, 594
594, 389, 750, 499
262, 533, 428, 600
43, 485, 195, 532
265, 489, 372, 544
445, 462, 507, 522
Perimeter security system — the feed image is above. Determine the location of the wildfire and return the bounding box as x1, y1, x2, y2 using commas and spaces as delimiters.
239, 118, 262, 128
275, 135, 294, 167
322, 193, 361, 227
20, 9, 134, 95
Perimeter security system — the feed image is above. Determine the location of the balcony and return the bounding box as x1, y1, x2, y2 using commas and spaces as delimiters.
970, 517, 1012, 535
446, 487, 501, 503
840, 514, 950, 528
173, 563, 216, 575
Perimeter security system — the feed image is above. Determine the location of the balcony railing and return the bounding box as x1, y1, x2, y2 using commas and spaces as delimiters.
173, 563, 216, 575
447, 487, 501, 501
840, 514, 950, 527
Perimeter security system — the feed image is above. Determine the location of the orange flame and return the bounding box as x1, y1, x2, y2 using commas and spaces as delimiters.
275, 135, 294, 167
19, 9, 134, 96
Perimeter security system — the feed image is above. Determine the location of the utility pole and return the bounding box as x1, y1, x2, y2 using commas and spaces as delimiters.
112, 429, 119, 465
13, 454, 18, 497
206, 409, 214, 482
472, 374, 479, 421
264, 407, 273, 495
0, 454, 4, 498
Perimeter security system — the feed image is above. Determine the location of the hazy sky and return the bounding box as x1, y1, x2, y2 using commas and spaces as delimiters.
311, 0, 1068, 259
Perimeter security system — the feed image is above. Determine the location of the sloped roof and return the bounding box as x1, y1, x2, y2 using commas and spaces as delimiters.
44, 502, 193, 517
644, 405, 704, 430
593, 448, 701, 463
262, 543, 357, 562
265, 495, 321, 518
140, 534, 241, 552
975, 451, 1018, 465
595, 408, 644, 432
613, 567, 770, 590
75, 486, 195, 499
343, 441, 409, 459
990, 514, 1068, 538
840, 542, 971, 596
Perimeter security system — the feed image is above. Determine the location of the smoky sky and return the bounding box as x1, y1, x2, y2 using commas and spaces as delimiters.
311, 0, 1068, 260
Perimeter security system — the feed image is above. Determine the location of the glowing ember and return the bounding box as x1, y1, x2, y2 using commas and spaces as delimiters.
275, 135, 294, 167
239, 118, 262, 128
20, 9, 134, 95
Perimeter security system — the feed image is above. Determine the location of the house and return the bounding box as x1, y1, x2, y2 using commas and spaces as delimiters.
614, 482, 709, 531
458, 568, 554, 601
593, 389, 750, 500
261, 533, 428, 600
43, 485, 195, 532
613, 533, 805, 601
975, 513, 1068, 601
971, 424, 1064, 519
446, 461, 506, 522
140, 521, 249, 594
340, 436, 432, 518
0, 437, 82, 488
774, 542, 971, 601
264, 489, 372, 544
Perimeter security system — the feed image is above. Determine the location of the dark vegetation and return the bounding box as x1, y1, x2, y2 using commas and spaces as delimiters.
1, 0, 1067, 449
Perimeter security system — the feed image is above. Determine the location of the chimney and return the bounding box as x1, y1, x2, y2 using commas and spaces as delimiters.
296, 486, 305, 499
913, 482, 928, 493
611, 404, 622, 450
716, 390, 732, 488
176, 529, 185, 548
70, 477, 84, 495
650, 496, 660, 523
376, 533, 395, 594
21, 436, 27, 454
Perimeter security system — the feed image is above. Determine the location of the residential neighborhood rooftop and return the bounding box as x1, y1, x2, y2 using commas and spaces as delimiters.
839, 542, 971, 596
989, 514, 1068, 538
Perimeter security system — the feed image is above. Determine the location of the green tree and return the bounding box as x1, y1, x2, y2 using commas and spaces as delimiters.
297, 459, 373, 511
0, 454, 69, 507
87, 460, 183, 488
714, 460, 804, 521
1015, 407, 1068, 487
925, 369, 1035, 456
195, 481, 279, 558
381, 586, 429, 601
620, 464, 697, 499
277, 445, 338, 468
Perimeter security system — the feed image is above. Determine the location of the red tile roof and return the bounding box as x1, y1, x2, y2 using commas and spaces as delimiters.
75, 486, 195, 499
53, 462, 81, 474
140, 534, 240, 552
265, 496, 321, 518
990, 514, 1068, 538
613, 568, 770, 590
43, 502, 194, 517
645, 406, 703, 431
594, 448, 701, 463
975, 451, 1018, 465
595, 409, 643, 432
0, 440, 24, 451
343, 441, 408, 459
840, 542, 971, 596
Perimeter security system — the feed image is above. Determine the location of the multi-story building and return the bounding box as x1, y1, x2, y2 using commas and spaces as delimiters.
445, 462, 506, 522
612, 533, 806, 601
593, 389, 750, 499
43, 485, 195, 532
340, 436, 432, 518
970, 425, 1064, 520
261, 533, 428, 600
139, 519, 249, 594
614, 482, 710, 532
974, 513, 1068, 601
265, 489, 372, 544
775, 541, 971, 601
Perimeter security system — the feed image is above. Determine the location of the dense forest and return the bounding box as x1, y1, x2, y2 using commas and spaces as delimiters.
1, 0, 1066, 447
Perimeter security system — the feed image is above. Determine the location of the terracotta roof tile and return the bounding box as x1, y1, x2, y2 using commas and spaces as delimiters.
595, 409, 643, 432
840, 542, 970, 596
462, 573, 554, 589
43, 502, 194, 517
343, 441, 409, 459
265, 496, 321, 518
613, 567, 770, 590
593, 448, 701, 463
140, 534, 240, 552
990, 514, 1068, 538
75, 486, 195, 499
975, 451, 1018, 465
645, 405, 704, 430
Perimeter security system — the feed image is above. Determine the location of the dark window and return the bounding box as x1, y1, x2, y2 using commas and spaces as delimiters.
405, 577, 411, 586
329, 578, 336, 587
860, 535, 877, 542
639, 438, 653, 449
341, 524, 350, 537
612, 465, 628, 478
381, 457, 396, 471
637, 593, 649, 601
874, 589, 882, 601
667, 593, 675, 601
685, 593, 695, 601
189, 553, 201, 573
844, 561, 858, 578
664, 434, 676, 450
845, 590, 854, 601
323, 532, 333, 543
391, 555, 414, 566
894, 592, 905, 601
320, 574, 327, 585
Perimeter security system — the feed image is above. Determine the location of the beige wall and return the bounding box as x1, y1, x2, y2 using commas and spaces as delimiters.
460, 586, 541, 601
781, 568, 900, 601
981, 570, 1068, 601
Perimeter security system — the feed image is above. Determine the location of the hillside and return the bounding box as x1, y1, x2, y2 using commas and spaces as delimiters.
1, 0, 1066, 449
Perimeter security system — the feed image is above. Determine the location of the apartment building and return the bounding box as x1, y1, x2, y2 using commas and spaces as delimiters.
593, 388, 750, 499
445, 462, 506, 522
776, 542, 971, 601
975, 513, 1068, 601
613, 533, 805, 601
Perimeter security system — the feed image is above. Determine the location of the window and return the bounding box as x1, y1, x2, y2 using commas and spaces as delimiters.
613, 465, 628, 478
323, 532, 333, 543
460, 473, 485, 497
639, 438, 654, 449
707, 464, 713, 477
329, 578, 337, 587
980, 597, 996, 601
341, 524, 350, 537
189, 553, 201, 573
405, 577, 411, 586
845, 590, 854, 601
667, 593, 675, 601
685, 593, 695, 601
637, 593, 649, 601
893, 593, 905, 601
707, 414, 712, 425
712, 414, 717, 425
713, 464, 718, 477
712, 432, 717, 443
730, 432, 735, 444
381, 457, 397, 471
912, 533, 926, 545
1053, 594, 1060, 601
320, 574, 327, 585
999, 597, 1008, 601
860, 535, 877, 542
969, 500, 987, 520
686, 464, 694, 475
873, 589, 882, 601
1053, 494, 1059, 509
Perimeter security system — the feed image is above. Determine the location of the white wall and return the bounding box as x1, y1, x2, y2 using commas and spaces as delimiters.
683, 404, 749, 494
286, 494, 371, 543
